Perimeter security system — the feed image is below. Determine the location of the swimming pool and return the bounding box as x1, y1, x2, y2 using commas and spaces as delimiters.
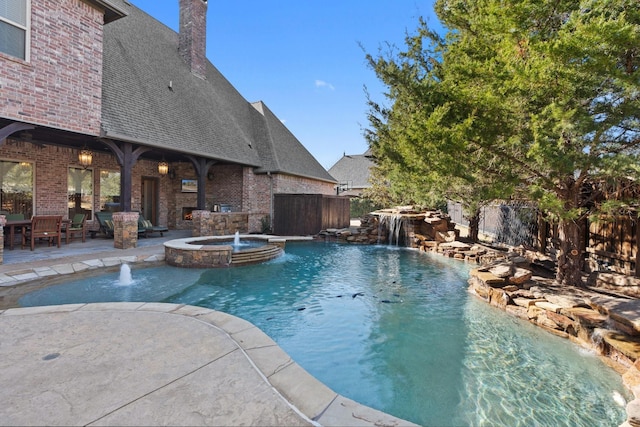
19, 241, 629, 426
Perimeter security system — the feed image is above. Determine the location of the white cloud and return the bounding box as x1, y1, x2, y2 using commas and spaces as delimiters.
315, 80, 335, 91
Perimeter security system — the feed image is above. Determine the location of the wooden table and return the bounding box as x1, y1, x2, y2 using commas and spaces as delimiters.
4, 219, 31, 250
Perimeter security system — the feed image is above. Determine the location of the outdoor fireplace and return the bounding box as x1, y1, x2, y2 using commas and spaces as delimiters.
182, 207, 197, 221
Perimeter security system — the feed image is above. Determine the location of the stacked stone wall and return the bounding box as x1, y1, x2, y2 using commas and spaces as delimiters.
192, 210, 248, 237
112, 212, 138, 249
165, 245, 232, 268
323, 210, 459, 246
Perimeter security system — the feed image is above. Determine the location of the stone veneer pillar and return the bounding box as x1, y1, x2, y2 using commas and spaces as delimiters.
113, 212, 139, 249
0, 215, 5, 264
192, 210, 212, 237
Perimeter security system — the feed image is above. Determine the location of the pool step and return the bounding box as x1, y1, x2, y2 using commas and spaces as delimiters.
231, 245, 283, 266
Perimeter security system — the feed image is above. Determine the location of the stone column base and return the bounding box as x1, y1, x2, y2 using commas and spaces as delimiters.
113, 212, 139, 250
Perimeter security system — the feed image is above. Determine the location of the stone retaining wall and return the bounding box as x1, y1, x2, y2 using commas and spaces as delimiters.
468, 259, 640, 427
322, 210, 458, 245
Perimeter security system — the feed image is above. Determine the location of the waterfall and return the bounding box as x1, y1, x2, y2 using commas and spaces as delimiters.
378, 214, 406, 246
495, 203, 537, 247
234, 231, 240, 247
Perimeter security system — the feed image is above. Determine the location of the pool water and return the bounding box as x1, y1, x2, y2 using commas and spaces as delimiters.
19, 242, 629, 426
200, 239, 267, 252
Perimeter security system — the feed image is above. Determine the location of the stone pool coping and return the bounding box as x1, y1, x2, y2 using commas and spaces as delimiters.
162, 234, 294, 250
0, 302, 417, 426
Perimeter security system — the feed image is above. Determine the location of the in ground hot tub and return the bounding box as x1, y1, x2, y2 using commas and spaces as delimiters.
164, 234, 285, 268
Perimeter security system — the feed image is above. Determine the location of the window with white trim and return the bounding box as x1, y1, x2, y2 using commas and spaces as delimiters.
0, 0, 29, 60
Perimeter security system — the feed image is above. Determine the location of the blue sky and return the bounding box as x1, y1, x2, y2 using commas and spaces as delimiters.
129, 1, 443, 169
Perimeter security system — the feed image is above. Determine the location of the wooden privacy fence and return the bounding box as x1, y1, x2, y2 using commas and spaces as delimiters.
273, 194, 350, 236
588, 215, 639, 275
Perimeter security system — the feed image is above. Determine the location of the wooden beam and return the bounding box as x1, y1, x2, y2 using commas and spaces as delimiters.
185, 155, 217, 210
0, 122, 35, 143
99, 139, 151, 212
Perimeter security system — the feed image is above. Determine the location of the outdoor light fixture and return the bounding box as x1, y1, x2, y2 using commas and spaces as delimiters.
78, 146, 93, 168
158, 159, 169, 175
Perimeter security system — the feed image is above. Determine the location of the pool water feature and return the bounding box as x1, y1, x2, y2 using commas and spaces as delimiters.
202, 238, 267, 252
118, 264, 133, 286
19, 242, 629, 426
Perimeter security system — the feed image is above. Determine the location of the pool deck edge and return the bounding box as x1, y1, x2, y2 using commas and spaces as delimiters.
0, 302, 418, 426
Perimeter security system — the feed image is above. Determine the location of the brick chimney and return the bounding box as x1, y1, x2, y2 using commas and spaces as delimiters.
179, 0, 208, 79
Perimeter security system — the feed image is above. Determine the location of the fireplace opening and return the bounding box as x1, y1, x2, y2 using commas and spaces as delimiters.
182, 207, 197, 221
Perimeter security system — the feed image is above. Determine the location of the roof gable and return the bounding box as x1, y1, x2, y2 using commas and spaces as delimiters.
328, 153, 374, 188
102, 2, 262, 166
250, 102, 336, 182
101, 1, 335, 184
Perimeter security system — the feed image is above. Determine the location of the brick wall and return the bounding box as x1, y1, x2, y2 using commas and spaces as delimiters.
178, 0, 208, 79
273, 174, 335, 195
0, 0, 104, 135
0, 139, 169, 229
242, 167, 272, 233
210, 164, 244, 211
165, 164, 335, 233
0, 139, 337, 234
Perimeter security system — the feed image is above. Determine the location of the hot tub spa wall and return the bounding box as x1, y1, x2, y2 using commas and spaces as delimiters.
192, 210, 248, 237
165, 244, 233, 268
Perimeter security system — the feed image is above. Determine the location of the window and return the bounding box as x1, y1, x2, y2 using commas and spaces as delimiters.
99, 170, 120, 212
0, 0, 29, 60
0, 160, 33, 217
68, 167, 93, 220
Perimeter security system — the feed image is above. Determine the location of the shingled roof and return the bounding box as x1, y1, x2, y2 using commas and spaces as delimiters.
101, 0, 335, 183
328, 152, 375, 190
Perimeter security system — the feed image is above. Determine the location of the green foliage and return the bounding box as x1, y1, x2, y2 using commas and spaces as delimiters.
260, 215, 271, 234
365, 0, 640, 284
367, 0, 639, 217
349, 197, 383, 219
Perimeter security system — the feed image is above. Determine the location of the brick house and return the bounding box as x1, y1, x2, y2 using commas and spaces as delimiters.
0, 0, 337, 235
328, 149, 375, 197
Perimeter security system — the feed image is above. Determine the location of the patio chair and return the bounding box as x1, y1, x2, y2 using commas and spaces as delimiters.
138, 216, 169, 237
94, 211, 114, 238
64, 213, 87, 244
23, 215, 63, 251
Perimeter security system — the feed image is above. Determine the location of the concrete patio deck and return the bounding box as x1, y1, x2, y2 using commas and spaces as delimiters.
0, 232, 417, 426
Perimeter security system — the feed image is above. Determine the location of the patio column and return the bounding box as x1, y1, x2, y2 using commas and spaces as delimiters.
100, 139, 150, 212
113, 212, 139, 249
192, 210, 211, 237
185, 156, 216, 210
0, 215, 5, 264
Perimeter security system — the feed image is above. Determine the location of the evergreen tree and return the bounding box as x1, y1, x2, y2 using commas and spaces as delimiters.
366, 0, 640, 286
